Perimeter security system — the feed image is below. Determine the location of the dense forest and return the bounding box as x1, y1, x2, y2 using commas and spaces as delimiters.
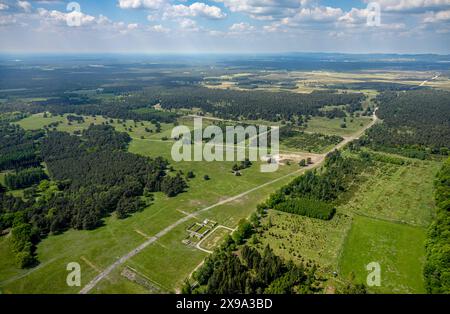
261, 150, 367, 220
361, 90, 450, 158
147, 87, 365, 122
0, 122, 44, 171
424, 157, 450, 293
0, 124, 187, 268
186, 239, 323, 294
4, 167, 48, 190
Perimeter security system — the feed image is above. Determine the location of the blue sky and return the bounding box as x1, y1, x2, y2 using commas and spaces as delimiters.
0, 0, 449, 53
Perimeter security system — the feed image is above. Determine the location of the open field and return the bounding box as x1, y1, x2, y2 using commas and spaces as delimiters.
304, 116, 373, 136
15, 113, 192, 141
0, 51, 448, 297
340, 159, 440, 227
257, 211, 353, 272
336, 157, 440, 293
339, 215, 427, 294
280, 134, 340, 154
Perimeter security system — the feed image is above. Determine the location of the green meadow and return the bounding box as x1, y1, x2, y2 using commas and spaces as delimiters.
304, 116, 372, 136
339, 215, 427, 294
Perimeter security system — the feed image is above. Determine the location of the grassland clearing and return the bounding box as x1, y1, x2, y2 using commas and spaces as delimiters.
257, 211, 352, 272
340, 159, 440, 227
339, 215, 426, 294
304, 116, 373, 136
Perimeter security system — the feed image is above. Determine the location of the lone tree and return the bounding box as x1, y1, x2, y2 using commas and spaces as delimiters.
203, 175, 210, 181
299, 159, 307, 167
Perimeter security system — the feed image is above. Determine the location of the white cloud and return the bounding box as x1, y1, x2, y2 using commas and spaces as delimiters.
292, 6, 343, 23
179, 18, 199, 31
229, 22, 255, 32
149, 24, 169, 33
338, 8, 369, 25
127, 23, 138, 30
272, 6, 343, 30
37, 8, 96, 26
17, 1, 31, 12
424, 9, 450, 22
0, 14, 16, 25
366, 0, 450, 12
0, 3, 9, 10
35, 7, 141, 35
214, 0, 309, 20
117, 0, 166, 10
163, 2, 226, 20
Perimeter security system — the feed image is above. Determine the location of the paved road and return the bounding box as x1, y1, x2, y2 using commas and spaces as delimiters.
419, 73, 440, 87
79, 110, 379, 294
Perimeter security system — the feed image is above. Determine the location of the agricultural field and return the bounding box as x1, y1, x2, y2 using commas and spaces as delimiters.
202, 70, 445, 94
1, 102, 421, 294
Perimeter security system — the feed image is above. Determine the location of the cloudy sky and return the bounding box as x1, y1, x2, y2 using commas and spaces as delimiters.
0, 0, 449, 54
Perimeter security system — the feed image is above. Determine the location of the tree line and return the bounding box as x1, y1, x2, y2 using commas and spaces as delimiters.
424, 157, 450, 294
144, 86, 365, 122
